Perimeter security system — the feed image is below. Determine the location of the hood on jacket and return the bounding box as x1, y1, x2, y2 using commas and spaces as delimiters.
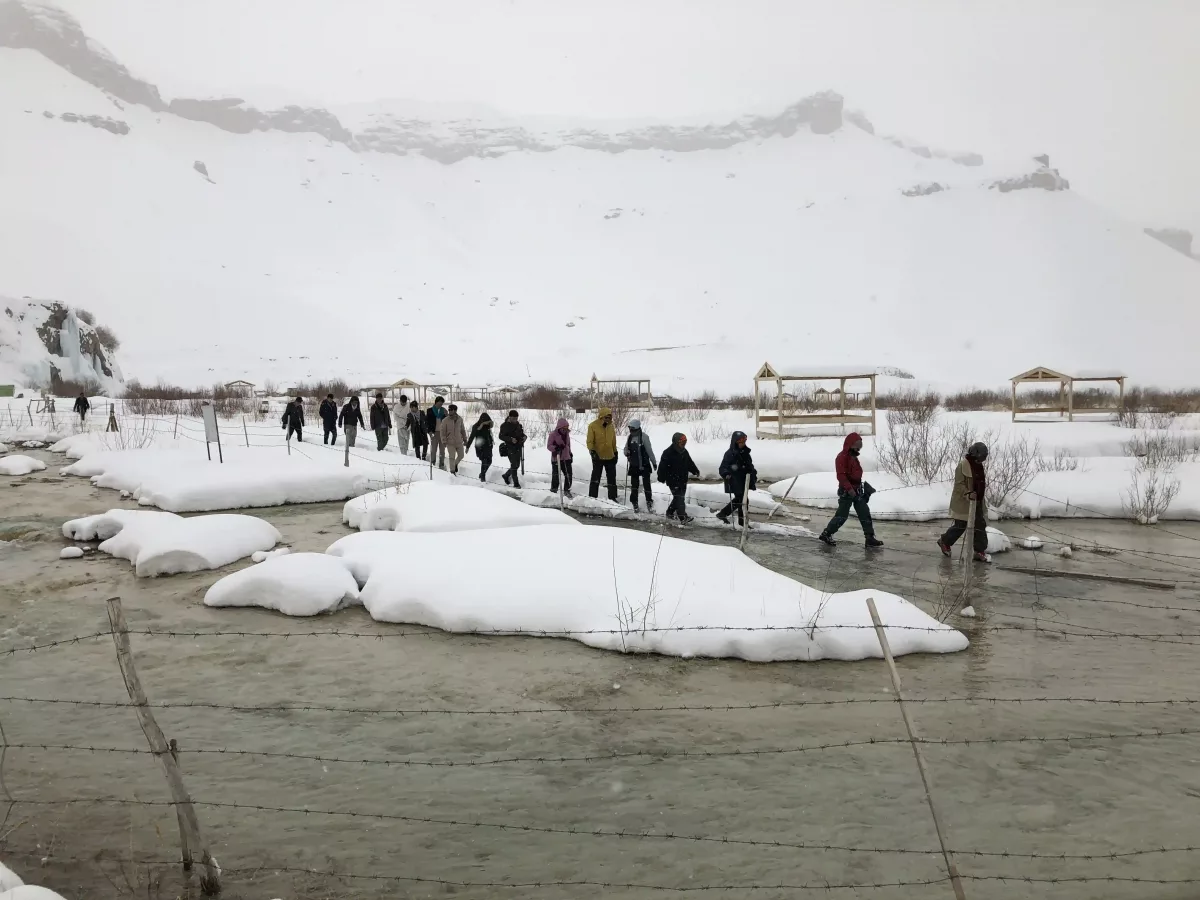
843, 432, 862, 451
555, 417, 569, 431
728, 431, 747, 449
597, 407, 612, 419
628, 418, 642, 430
476, 413, 493, 427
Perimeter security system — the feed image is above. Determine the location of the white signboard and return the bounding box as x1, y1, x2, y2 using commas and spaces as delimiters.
201, 402, 223, 462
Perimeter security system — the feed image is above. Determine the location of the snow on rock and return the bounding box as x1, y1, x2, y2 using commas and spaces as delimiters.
58, 546, 84, 559
1058, 545, 1074, 558
0, 298, 123, 396
330, 525, 967, 661
205, 552, 360, 616
986, 527, 1011, 554
1020, 535, 1045, 549
0, 455, 46, 476
0, 861, 23, 892
959, 606, 977, 618
62, 449, 369, 512
251, 547, 292, 562
344, 480, 577, 532
61, 509, 280, 576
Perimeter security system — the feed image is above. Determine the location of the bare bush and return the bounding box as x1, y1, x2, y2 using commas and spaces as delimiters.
605, 391, 636, 432
94, 324, 120, 351
876, 388, 941, 417
944, 388, 1007, 411
521, 383, 566, 410
1124, 468, 1181, 524
978, 431, 1041, 511
683, 404, 711, 422
1142, 411, 1178, 430
876, 409, 973, 485
726, 393, 756, 411
51, 375, 103, 397
74, 307, 96, 325
1123, 430, 1199, 469
1037, 447, 1080, 472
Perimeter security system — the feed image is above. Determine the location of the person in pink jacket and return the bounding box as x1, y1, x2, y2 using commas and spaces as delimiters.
547, 417, 574, 496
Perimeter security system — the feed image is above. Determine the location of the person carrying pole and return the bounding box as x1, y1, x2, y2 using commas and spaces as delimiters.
281, 396, 305, 443
716, 431, 757, 526
319, 393, 338, 445
938, 441, 991, 562
338, 396, 364, 447
369, 392, 391, 451
547, 417, 574, 496
657, 432, 699, 524
818, 432, 883, 547
586, 407, 619, 501
623, 419, 657, 512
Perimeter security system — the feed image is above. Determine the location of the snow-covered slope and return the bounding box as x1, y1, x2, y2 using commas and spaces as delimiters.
0, 297, 123, 392
2, 3, 1198, 393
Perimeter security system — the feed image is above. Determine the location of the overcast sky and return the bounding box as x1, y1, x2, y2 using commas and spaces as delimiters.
56, 0, 1200, 232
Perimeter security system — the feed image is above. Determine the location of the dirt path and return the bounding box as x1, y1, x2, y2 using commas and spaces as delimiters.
3, 454, 1200, 899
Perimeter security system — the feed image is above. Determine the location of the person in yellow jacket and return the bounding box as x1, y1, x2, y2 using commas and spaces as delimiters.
586, 407, 619, 500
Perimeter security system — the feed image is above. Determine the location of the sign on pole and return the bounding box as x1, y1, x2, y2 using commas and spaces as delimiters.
201, 402, 223, 463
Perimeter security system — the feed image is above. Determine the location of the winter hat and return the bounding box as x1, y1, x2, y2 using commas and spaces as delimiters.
598, 407, 612, 418
507, 409, 519, 418
629, 418, 642, 430
967, 442, 989, 461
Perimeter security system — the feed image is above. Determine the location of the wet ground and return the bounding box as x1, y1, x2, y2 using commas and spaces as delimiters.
2, 452, 1200, 899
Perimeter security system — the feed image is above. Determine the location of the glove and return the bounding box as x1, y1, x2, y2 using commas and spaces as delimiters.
845, 488, 858, 499
590, 451, 599, 463
749, 478, 757, 492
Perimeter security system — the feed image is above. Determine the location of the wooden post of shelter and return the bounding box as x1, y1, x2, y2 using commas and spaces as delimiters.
1011, 368, 1127, 423
752, 363, 878, 440
105, 598, 222, 895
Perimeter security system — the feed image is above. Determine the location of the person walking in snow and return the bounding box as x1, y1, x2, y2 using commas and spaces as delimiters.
467, 412, 495, 481
339, 396, 364, 447
426, 396, 448, 469
73, 391, 90, 427
658, 432, 699, 523
438, 403, 468, 474
498, 409, 526, 488
319, 393, 339, 445
406, 400, 429, 460
369, 392, 391, 451
716, 431, 758, 525
938, 442, 991, 562
624, 419, 657, 512
818, 432, 883, 547
586, 407, 619, 501
547, 417, 574, 496
281, 396, 305, 443
394, 394, 410, 455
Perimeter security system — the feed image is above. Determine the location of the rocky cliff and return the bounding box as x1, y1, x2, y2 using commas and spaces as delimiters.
0, 297, 124, 392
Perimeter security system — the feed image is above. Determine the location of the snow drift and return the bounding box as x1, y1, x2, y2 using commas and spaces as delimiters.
0, 454, 46, 475
344, 480, 577, 532
204, 552, 359, 616
62, 509, 280, 576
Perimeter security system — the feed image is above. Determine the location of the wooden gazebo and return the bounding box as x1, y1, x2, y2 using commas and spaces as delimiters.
590, 374, 652, 409
366, 378, 428, 405
753, 363, 877, 438
1010, 367, 1126, 422
222, 379, 255, 397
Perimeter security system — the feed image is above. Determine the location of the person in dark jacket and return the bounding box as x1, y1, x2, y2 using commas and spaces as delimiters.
466, 412, 495, 482
938, 442, 990, 561
281, 396, 304, 442
426, 396, 448, 469
818, 432, 882, 547
406, 401, 429, 459
338, 396, 364, 447
623, 419, 657, 512
73, 392, 90, 426
657, 432, 699, 523
716, 431, 757, 525
498, 410, 526, 488
319, 393, 338, 445
547, 417, 574, 496
369, 392, 391, 451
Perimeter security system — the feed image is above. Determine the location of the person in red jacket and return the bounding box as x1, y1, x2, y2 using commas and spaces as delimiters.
818, 432, 883, 547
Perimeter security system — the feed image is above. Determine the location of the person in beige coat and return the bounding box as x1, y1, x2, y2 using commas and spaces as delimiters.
938, 442, 990, 561
437, 403, 468, 474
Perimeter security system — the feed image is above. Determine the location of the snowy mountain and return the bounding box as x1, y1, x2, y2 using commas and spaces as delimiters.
0, 297, 123, 393
2, 0, 1199, 394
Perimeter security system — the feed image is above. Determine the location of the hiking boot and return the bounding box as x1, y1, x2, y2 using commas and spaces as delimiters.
502, 472, 511, 485
937, 540, 952, 558
974, 551, 992, 564
865, 537, 884, 548
818, 532, 836, 547
717, 512, 730, 524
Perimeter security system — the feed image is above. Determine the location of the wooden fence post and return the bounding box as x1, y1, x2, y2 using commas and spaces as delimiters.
106, 598, 221, 895
865, 598, 967, 900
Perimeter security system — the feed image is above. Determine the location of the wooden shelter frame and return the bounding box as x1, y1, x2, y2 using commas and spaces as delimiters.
753, 363, 877, 438
1010, 367, 1126, 422
590, 374, 652, 409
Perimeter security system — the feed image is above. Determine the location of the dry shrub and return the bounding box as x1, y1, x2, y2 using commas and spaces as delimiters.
944, 388, 1007, 411
876, 388, 940, 421
877, 409, 972, 485
74, 307, 96, 325
94, 324, 120, 351
1123, 430, 1199, 469
605, 391, 635, 432
1037, 447, 1080, 472
1124, 468, 1181, 523
521, 383, 566, 410
978, 431, 1040, 511
52, 375, 103, 397
726, 393, 756, 411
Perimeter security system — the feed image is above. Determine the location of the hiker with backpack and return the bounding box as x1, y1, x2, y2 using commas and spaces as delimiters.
716, 431, 757, 525
467, 412, 495, 481
586, 407, 619, 501
547, 417, 574, 496
498, 410, 526, 488
938, 441, 991, 562
624, 419, 657, 512
818, 432, 883, 547
657, 432, 699, 523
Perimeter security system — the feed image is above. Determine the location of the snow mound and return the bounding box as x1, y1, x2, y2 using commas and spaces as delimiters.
959, 606, 976, 618
986, 527, 1011, 554
343, 480, 577, 532
62, 449, 369, 512
61, 509, 280, 576
336, 525, 966, 661
205, 552, 360, 616
1058, 545, 1074, 558
0, 442, 9, 453
0, 455, 46, 476
1021, 535, 1045, 549
58, 546, 84, 559
0, 861, 23, 891
0, 887, 68, 900
252, 547, 292, 562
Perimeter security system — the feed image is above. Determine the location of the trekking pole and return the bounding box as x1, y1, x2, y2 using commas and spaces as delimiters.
241, 416, 248, 447
174, 413, 179, 440
738, 485, 751, 552
767, 475, 798, 519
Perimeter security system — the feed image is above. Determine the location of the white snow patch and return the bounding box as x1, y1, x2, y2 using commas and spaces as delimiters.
0, 455, 46, 476
252, 547, 292, 563
959, 606, 976, 618
344, 480, 577, 532
61, 510, 280, 576
1058, 545, 1074, 558
0, 887, 69, 900
204, 552, 360, 616
334, 526, 967, 661
986, 527, 1011, 554
0, 861, 24, 892
0, 442, 9, 454
1020, 535, 1045, 549
58, 546, 84, 559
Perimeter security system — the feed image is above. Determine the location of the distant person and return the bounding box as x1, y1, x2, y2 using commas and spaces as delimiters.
281, 396, 304, 443
818, 433, 883, 548
319, 393, 338, 445
426, 396, 448, 469
338, 396, 364, 447
716, 431, 757, 526
438, 403, 468, 474
657, 432, 699, 523
623, 419, 657, 512
369, 392, 391, 451
406, 400, 429, 460
938, 442, 991, 562
498, 409, 526, 488
547, 417, 573, 496
394, 394, 410, 455
467, 411, 495, 481
73, 391, 89, 427
586, 407, 619, 501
